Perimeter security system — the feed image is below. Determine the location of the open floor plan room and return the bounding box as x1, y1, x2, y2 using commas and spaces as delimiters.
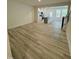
7, 0, 71, 59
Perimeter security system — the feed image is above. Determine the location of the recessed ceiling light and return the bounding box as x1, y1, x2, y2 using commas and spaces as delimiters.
38, 0, 41, 2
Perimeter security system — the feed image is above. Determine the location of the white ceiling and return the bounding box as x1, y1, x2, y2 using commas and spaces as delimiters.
15, 0, 70, 6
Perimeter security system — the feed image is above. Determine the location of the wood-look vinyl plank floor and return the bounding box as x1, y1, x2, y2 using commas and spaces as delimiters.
8, 23, 70, 59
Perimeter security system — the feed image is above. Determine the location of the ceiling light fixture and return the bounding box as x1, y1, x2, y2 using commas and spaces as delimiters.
38, 0, 41, 2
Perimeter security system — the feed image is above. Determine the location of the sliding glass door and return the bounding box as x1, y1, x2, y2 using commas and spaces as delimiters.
37, 5, 68, 23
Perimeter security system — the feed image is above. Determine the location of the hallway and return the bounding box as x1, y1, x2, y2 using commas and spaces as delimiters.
8, 22, 70, 59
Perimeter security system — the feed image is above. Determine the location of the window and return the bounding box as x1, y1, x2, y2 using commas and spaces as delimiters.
56, 9, 61, 17
49, 12, 53, 17
61, 9, 68, 17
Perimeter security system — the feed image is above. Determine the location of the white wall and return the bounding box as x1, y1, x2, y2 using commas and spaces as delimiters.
7, 0, 34, 29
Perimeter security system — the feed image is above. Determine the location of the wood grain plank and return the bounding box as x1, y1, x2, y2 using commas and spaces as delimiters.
8, 23, 70, 59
